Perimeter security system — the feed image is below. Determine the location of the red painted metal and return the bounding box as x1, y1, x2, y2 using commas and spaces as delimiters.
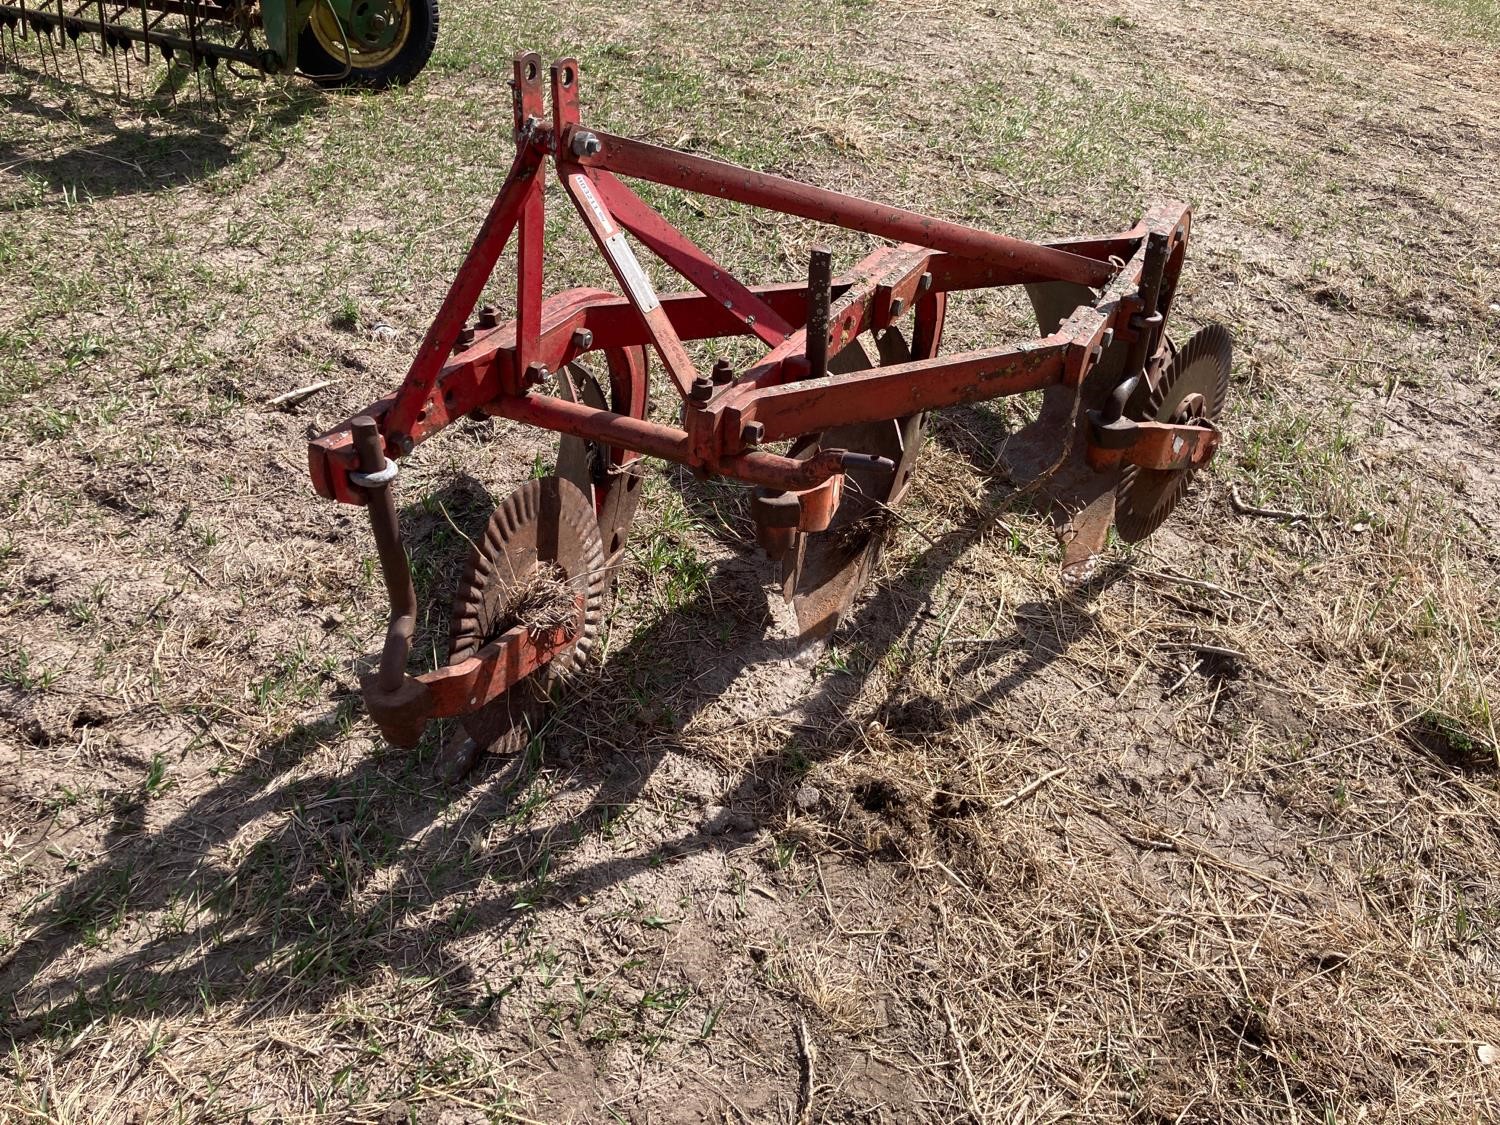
586, 167, 794, 347
573, 130, 1117, 289
306, 53, 1223, 759
363, 612, 582, 747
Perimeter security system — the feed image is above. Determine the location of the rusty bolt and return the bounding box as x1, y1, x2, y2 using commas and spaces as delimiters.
392, 433, 415, 456
889, 297, 906, 318
456, 326, 477, 349
478, 305, 500, 328
571, 328, 594, 351
1101, 328, 1115, 350
689, 377, 715, 403
741, 421, 765, 445
711, 358, 735, 385
524, 362, 551, 388
919, 273, 933, 292
571, 130, 602, 158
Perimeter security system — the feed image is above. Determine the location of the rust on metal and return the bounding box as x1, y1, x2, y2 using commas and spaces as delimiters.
307, 54, 1232, 766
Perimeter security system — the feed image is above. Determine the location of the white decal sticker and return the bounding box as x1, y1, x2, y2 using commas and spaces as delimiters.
571, 175, 614, 236
605, 232, 660, 314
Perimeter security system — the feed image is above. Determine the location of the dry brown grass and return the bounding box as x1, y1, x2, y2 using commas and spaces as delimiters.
2, 0, 1499, 1120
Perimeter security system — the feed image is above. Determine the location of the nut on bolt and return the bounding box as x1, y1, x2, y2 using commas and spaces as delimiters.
524, 362, 551, 388
889, 297, 906, 318
571, 328, 594, 351
478, 305, 500, 328
570, 130, 602, 158
455, 326, 476, 349
711, 358, 735, 385
741, 421, 765, 445
689, 377, 715, 403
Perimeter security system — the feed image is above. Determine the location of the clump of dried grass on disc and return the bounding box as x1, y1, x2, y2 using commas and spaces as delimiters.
504, 562, 579, 632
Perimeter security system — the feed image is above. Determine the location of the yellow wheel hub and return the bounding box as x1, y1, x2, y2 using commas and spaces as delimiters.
309, 0, 410, 69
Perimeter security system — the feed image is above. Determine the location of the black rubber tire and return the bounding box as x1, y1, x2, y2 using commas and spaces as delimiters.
296, 0, 438, 89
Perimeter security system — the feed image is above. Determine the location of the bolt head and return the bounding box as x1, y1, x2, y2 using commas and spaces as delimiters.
711, 358, 734, 385
571, 328, 594, 351
742, 421, 765, 445
570, 131, 602, 158
478, 304, 500, 328
524, 363, 551, 387
919, 272, 933, 292
689, 377, 715, 403
889, 297, 905, 318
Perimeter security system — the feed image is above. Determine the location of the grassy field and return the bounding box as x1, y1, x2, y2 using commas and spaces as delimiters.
2, 0, 1499, 1120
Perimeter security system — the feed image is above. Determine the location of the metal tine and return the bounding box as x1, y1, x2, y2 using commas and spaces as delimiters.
161, 41, 175, 103
40, 17, 56, 78
46, 0, 63, 75
206, 53, 221, 116
181, 0, 201, 103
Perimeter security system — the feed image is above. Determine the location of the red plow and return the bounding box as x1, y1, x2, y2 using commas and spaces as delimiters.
308, 53, 1232, 767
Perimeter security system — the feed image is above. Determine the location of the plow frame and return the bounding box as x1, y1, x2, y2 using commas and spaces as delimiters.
307, 52, 1217, 747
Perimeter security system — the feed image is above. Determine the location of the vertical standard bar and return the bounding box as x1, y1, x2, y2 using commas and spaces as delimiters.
351, 416, 416, 693
805, 246, 832, 382
578, 131, 1117, 288
516, 178, 544, 377
1122, 230, 1171, 378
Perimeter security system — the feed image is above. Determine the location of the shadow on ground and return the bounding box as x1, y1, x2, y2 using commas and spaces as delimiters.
0, 408, 1115, 1046
0, 66, 320, 207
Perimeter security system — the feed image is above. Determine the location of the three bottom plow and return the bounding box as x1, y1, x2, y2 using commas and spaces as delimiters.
308, 53, 1233, 772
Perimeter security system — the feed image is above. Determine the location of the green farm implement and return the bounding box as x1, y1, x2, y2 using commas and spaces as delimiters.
0, 0, 437, 88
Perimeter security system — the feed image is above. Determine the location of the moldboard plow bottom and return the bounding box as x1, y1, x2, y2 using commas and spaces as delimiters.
307, 53, 1233, 773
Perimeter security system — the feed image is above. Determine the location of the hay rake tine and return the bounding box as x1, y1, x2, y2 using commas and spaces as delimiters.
302, 54, 1233, 763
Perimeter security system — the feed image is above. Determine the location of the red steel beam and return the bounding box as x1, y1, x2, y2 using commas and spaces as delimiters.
586, 168, 794, 347
577, 130, 1117, 289
486, 392, 854, 492
735, 343, 1068, 442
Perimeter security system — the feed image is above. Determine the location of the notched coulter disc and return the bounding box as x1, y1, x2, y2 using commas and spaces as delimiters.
448, 475, 606, 752
1115, 323, 1232, 544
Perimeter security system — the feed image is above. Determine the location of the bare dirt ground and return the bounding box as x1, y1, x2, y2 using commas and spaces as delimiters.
2, 0, 1499, 1121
